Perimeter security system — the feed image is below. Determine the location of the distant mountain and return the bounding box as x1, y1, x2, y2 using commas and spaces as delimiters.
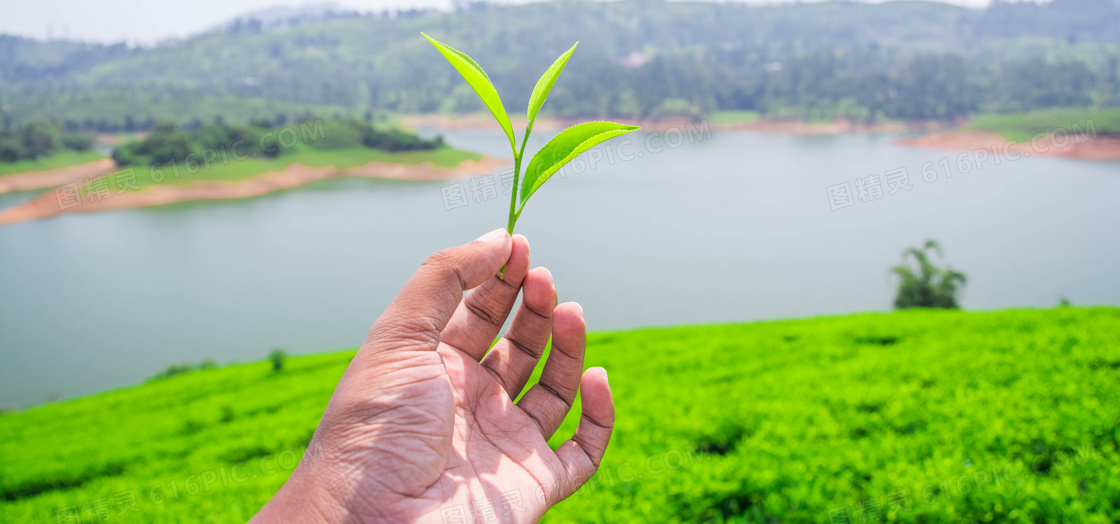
0, 35, 136, 84
216, 3, 363, 34
1, 0, 1117, 124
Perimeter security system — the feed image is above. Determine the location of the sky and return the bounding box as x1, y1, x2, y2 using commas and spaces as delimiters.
0, 0, 994, 45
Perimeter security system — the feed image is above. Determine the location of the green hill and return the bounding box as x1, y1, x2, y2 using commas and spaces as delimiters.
3, 0, 1119, 125
964, 107, 1120, 143
2, 308, 1118, 522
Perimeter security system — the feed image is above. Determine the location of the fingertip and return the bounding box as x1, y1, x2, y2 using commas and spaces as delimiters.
553, 302, 585, 332
583, 367, 611, 396
581, 367, 614, 422
463, 228, 513, 284
526, 267, 555, 288
554, 301, 584, 324
513, 234, 530, 253
472, 228, 512, 259
523, 267, 557, 311
555, 300, 582, 316
503, 234, 531, 282
474, 227, 510, 243
470, 228, 510, 256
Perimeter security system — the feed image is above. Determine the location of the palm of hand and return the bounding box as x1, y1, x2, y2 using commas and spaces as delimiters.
259, 233, 613, 524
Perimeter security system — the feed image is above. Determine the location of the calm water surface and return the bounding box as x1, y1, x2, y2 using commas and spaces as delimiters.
2, 128, 1118, 407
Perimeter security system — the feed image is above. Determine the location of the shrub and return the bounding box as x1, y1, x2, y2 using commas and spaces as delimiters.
20, 121, 57, 159
59, 132, 93, 152
0, 136, 27, 162
361, 127, 443, 151
0, 121, 94, 163
890, 240, 967, 309
268, 349, 287, 372
145, 359, 216, 381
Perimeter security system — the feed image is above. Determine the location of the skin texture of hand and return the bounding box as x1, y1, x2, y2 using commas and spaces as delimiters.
253, 229, 614, 523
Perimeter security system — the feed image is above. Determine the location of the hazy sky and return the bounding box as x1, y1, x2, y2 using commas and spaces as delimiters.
0, 0, 991, 45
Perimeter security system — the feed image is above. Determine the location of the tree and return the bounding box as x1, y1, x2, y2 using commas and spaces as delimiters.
890, 240, 967, 309
21, 121, 57, 159
268, 349, 287, 372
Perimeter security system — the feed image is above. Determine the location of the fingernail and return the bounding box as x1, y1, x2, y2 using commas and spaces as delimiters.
574, 302, 584, 319
475, 228, 507, 243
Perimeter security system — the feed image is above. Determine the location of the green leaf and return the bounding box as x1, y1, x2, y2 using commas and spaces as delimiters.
526, 42, 578, 129
520, 121, 639, 208
421, 33, 517, 153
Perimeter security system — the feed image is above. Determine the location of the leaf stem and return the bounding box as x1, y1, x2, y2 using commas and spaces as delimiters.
500, 123, 533, 279
508, 122, 534, 235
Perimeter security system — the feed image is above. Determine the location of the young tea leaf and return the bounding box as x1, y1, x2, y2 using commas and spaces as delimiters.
526, 42, 578, 130
519, 121, 639, 208
421, 33, 517, 153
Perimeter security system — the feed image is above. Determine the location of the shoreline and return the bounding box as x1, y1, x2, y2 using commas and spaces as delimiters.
402, 114, 952, 135
405, 113, 1118, 161
895, 131, 1120, 162
0, 156, 508, 226
0, 159, 118, 194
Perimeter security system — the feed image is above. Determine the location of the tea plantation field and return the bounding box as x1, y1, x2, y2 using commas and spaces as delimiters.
2, 308, 1118, 523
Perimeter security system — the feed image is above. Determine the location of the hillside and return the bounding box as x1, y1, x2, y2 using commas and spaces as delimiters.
2, 0, 1119, 126
2, 308, 1118, 522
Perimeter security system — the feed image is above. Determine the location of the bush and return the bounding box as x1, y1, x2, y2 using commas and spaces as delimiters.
20, 121, 57, 159
146, 359, 217, 381
0, 121, 95, 163
890, 240, 967, 309
0, 136, 27, 162
111, 119, 442, 168
59, 132, 93, 152
112, 121, 285, 167
303, 119, 443, 152
268, 349, 287, 372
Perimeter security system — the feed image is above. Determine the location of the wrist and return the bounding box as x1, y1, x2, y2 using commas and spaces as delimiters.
252, 458, 353, 523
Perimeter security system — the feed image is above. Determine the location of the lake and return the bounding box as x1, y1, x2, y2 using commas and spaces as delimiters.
1, 127, 1118, 408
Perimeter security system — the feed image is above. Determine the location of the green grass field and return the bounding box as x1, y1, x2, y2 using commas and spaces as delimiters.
708, 111, 761, 126
2, 308, 1118, 523
87, 145, 481, 194
0, 150, 106, 178
963, 108, 1120, 143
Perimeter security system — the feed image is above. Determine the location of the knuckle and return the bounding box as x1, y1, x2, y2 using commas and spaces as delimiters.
465, 294, 504, 326
421, 250, 465, 288
421, 250, 458, 273
366, 313, 441, 349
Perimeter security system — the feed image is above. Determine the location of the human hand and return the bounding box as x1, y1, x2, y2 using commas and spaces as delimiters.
253, 229, 614, 523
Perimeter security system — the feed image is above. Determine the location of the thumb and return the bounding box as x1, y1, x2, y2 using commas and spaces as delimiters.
366, 228, 512, 351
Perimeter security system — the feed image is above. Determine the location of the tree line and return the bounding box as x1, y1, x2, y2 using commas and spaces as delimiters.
1, 0, 1117, 123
